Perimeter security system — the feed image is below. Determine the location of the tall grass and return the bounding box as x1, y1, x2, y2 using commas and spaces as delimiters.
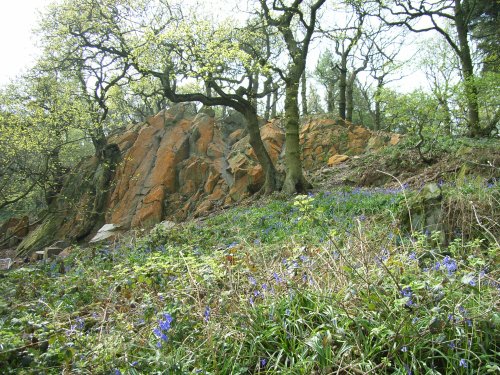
0, 182, 498, 374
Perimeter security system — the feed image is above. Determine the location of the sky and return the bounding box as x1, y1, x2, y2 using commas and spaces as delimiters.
0, 0, 429, 93
0, 0, 53, 85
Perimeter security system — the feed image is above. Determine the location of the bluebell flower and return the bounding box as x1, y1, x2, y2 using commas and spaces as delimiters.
163, 313, 173, 323
408, 252, 417, 261
401, 287, 412, 298
76, 317, 85, 330
249, 276, 256, 285
442, 256, 457, 274
203, 306, 210, 322
159, 320, 171, 331
273, 271, 283, 283
260, 358, 267, 367
114, 369, 122, 375
153, 327, 162, 337
131, 361, 138, 366
401, 346, 408, 352
459, 358, 467, 368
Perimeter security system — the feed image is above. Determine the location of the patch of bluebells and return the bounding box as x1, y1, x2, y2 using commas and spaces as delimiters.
428, 256, 458, 276
153, 313, 173, 348
400, 287, 415, 307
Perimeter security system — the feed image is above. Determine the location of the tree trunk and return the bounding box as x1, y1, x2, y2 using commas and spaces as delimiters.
45, 147, 65, 205
251, 71, 260, 109
326, 88, 334, 113
205, 82, 212, 97
346, 73, 355, 122
455, 0, 481, 137
91, 127, 108, 160
338, 56, 348, 121
282, 79, 311, 194
264, 76, 272, 121
437, 96, 453, 135
301, 71, 308, 115
271, 84, 278, 118
374, 78, 383, 131
244, 108, 281, 193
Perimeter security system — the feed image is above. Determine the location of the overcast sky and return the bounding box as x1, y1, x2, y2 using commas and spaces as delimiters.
0, 0, 428, 92
0, 0, 53, 85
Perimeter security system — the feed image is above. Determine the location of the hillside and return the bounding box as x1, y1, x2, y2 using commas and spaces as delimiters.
10, 105, 399, 258
0, 116, 498, 373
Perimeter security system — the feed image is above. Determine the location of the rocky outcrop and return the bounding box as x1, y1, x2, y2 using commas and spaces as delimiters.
16, 144, 121, 257
16, 105, 398, 256
0, 216, 30, 247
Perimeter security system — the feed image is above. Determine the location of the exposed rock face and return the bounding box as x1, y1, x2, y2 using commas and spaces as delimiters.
0, 216, 29, 247
16, 144, 121, 257
16, 105, 397, 255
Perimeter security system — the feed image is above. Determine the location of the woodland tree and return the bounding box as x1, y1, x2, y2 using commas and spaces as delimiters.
258, 0, 326, 194
376, 0, 486, 137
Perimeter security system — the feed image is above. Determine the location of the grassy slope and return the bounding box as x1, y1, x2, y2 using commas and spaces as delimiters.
0, 139, 499, 375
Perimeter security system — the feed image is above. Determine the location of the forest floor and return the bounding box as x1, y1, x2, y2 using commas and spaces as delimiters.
0, 136, 499, 374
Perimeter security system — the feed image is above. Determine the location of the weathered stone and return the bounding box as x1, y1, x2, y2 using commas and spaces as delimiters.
348, 126, 371, 154
390, 134, 401, 145
0, 258, 12, 270
58, 247, 74, 259
328, 154, 350, 166
44, 246, 63, 259
367, 136, 387, 151
406, 183, 446, 244
1, 216, 30, 247
89, 224, 123, 243
158, 220, 176, 230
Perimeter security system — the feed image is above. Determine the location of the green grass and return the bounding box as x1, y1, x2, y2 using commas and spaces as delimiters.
0, 183, 498, 374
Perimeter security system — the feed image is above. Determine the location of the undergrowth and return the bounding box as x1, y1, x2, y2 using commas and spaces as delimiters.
0, 182, 498, 374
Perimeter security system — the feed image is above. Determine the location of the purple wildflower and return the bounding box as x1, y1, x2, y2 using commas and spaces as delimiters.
203, 306, 210, 322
